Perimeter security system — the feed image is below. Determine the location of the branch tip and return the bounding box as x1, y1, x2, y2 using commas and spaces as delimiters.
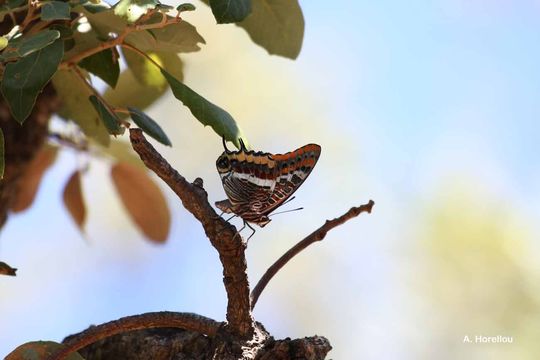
251, 200, 375, 309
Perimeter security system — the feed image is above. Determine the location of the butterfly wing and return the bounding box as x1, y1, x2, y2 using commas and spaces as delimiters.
217, 143, 321, 224
257, 144, 321, 216
221, 174, 273, 210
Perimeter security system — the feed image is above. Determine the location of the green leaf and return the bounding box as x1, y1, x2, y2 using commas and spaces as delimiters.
8, 0, 27, 7
128, 107, 171, 146
1, 30, 60, 60
88, 95, 123, 135
81, 6, 127, 37
0, 0, 23, 20
161, 69, 247, 148
209, 0, 251, 24
52, 69, 110, 146
41, 1, 71, 21
176, 3, 196, 12
49, 24, 74, 39
239, 0, 304, 59
82, 0, 110, 14
155, 3, 174, 12
103, 70, 165, 120
114, 0, 159, 23
1, 40, 64, 124
122, 48, 160, 86
0, 128, 4, 180
79, 48, 120, 88
104, 51, 183, 119
63, 28, 101, 60
125, 20, 205, 53
122, 48, 183, 86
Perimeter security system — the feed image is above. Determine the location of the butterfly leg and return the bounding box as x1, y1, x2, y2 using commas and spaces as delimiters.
245, 222, 256, 243
232, 220, 247, 242
212, 209, 226, 221
213, 211, 237, 225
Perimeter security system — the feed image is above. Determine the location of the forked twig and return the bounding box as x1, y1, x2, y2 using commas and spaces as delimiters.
250, 200, 375, 309
49, 312, 220, 360
48, 129, 372, 359
128, 129, 255, 338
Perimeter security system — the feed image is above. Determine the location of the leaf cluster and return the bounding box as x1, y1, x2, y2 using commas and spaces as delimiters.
0, 0, 303, 246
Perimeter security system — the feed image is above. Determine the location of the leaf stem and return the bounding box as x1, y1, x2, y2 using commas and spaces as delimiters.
19, 0, 38, 31
113, 107, 130, 115
121, 43, 162, 69
0, 4, 29, 27
26, 19, 52, 35
70, 66, 121, 125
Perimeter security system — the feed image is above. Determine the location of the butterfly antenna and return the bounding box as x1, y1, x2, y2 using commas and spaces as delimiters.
269, 207, 304, 217
281, 196, 296, 206
239, 138, 247, 151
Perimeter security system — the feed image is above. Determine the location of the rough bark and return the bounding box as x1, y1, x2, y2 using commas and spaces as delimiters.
66, 327, 332, 360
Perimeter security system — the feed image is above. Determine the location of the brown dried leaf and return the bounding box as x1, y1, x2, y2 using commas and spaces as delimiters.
111, 162, 170, 243
10, 145, 58, 213
62, 170, 86, 231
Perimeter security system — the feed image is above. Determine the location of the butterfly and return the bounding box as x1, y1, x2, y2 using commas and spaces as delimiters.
215, 138, 321, 239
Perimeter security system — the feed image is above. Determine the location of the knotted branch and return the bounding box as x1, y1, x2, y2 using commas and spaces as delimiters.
50, 312, 220, 360
251, 200, 375, 309
129, 129, 254, 338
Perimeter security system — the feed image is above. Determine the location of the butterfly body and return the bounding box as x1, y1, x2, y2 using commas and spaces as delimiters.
216, 140, 321, 227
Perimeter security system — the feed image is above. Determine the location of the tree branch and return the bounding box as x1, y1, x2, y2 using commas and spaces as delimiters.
128, 129, 255, 338
0, 261, 17, 276
251, 200, 375, 310
60, 14, 182, 67
49, 312, 220, 360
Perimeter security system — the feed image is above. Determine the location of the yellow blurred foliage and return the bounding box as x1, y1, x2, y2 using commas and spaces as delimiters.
420, 184, 540, 359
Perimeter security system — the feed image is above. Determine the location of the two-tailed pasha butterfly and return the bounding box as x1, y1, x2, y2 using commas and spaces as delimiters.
216, 138, 321, 239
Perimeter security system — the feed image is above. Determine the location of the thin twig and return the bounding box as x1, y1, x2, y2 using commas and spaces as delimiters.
251, 200, 375, 310
129, 129, 255, 338
121, 43, 161, 68
70, 66, 98, 98
0, 3, 30, 22
19, 0, 36, 30
26, 19, 52, 35
0, 261, 17, 276
48, 312, 220, 360
60, 15, 182, 67
71, 66, 125, 127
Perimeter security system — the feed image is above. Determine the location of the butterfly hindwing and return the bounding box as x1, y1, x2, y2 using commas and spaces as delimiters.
257, 144, 321, 216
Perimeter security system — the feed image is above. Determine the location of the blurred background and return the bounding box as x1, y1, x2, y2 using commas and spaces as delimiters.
1, 1, 540, 358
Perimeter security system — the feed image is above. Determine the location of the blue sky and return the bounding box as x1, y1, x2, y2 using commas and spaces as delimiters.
1, 1, 539, 358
